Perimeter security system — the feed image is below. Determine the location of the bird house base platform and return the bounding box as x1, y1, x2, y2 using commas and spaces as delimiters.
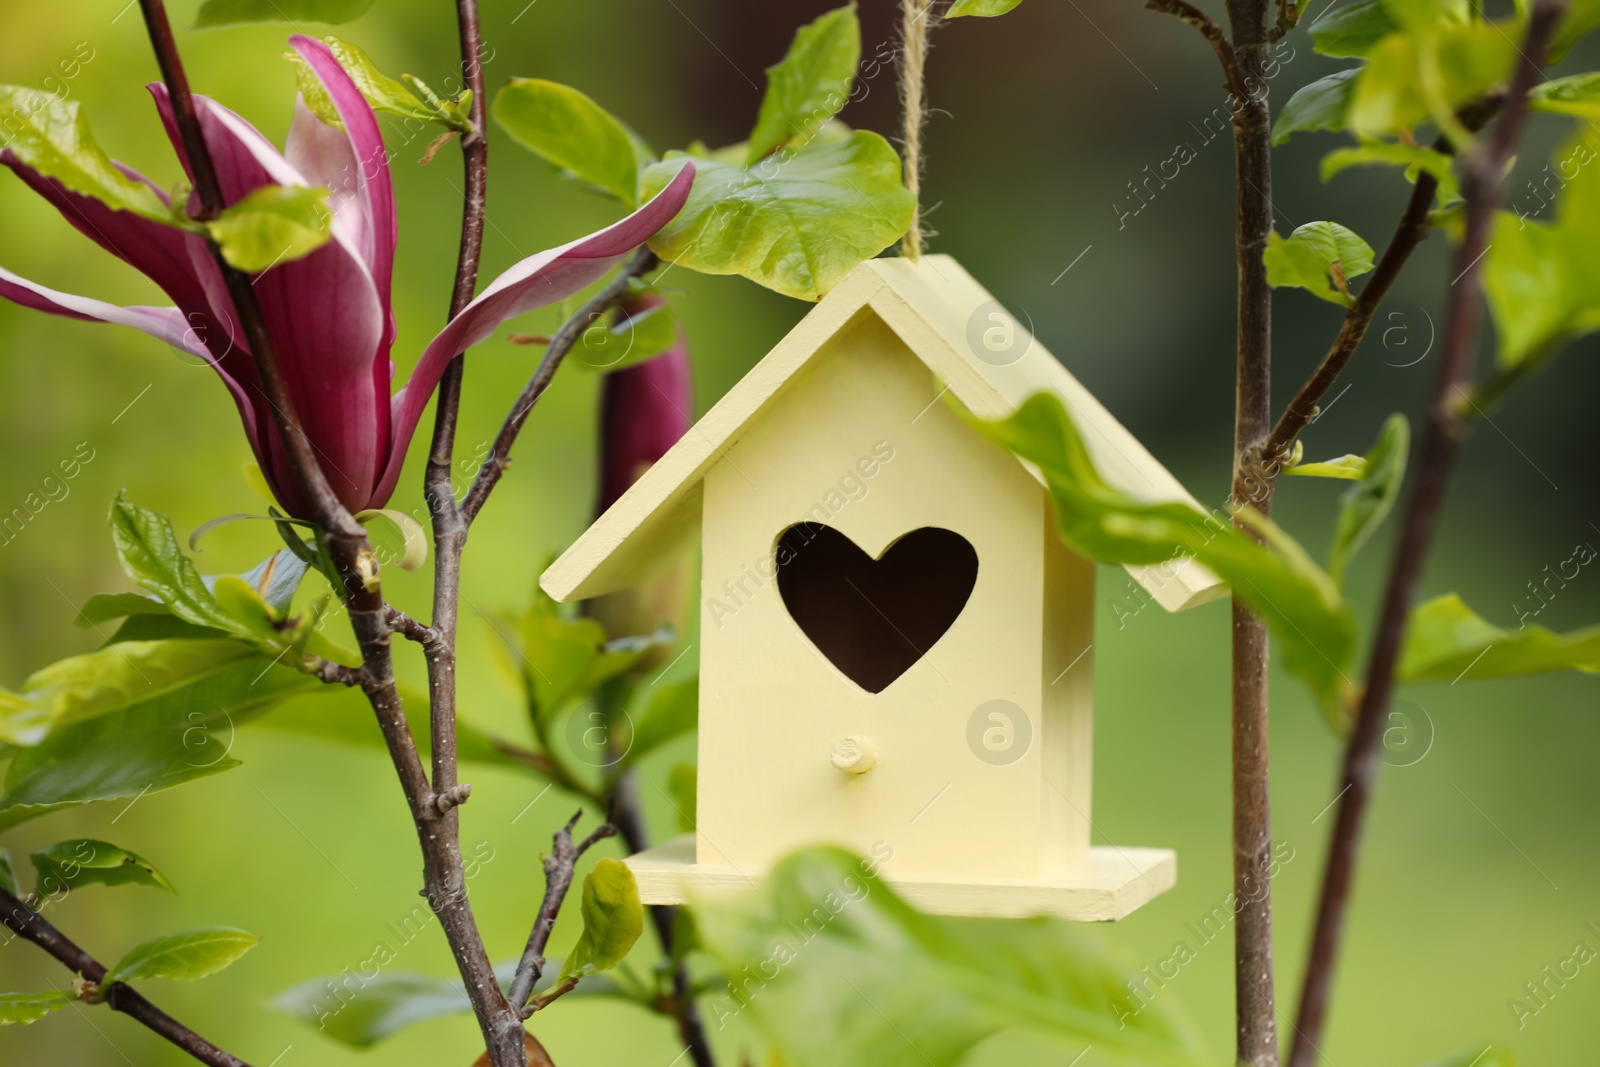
626, 835, 1176, 921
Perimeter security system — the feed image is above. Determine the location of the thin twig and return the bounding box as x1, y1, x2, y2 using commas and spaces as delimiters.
1255, 95, 1507, 469
1288, 6, 1566, 1064
459, 248, 660, 525
508, 811, 617, 1011
1, 887, 253, 1067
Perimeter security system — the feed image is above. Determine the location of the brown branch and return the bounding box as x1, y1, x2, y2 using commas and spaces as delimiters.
138, 5, 521, 1064
1, 887, 253, 1067
1255, 94, 1507, 470
1220, 0, 1279, 1061
459, 248, 660, 525
508, 811, 617, 1011
1145, 0, 1248, 102
1287, 5, 1566, 1065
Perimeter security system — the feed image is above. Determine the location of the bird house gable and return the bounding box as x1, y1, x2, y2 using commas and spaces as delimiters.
541, 254, 1224, 615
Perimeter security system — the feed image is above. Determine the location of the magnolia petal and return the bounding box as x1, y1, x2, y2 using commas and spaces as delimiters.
150, 84, 387, 515
372, 164, 697, 506
0, 265, 207, 357
289, 35, 397, 327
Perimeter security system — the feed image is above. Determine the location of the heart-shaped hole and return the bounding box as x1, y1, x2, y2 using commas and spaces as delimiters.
775, 523, 979, 693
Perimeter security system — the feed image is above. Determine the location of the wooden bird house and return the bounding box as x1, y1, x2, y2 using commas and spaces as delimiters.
541, 255, 1225, 920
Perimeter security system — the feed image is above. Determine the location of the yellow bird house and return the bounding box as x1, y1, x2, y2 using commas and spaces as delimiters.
541, 255, 1225, 920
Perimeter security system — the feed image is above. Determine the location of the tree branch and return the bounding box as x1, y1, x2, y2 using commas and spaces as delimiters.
1254, 94, 1507, 470
508, 811, 617, 1011
1, 887, 253, 1067
459, 248, 660, 525
1221, 0, 1278, 1061
138, 5, 520, 1064
1287, 7, 1565, 1064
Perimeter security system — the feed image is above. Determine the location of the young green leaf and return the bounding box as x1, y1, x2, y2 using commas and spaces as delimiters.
575, 301, 679, 371
237, 550, 310, 615
353, 508, 428, 572
1483, 128, 1600, 367
747, 5, 862, 164
1264, 221, 1375, 307
0, 990, 76, 1026
3, 639, 263, 746
1308, 0, 1400, 57
109, 495, 240, 634
1399, 594, 1600, 684
1284, 455, 1365, 480
1550, 0, 1600, 61
627, 677, 699, 761
30, 839, 176, 895
692, 847, 1209, 1067
196, 0, 374, 27
948, 0, 1026, 14
494, 79, 650, 207
75, 592, 173, 629
0, 654, 321, 832
1273, 69, 1361, 144
288, 38, 471, 133
1530, 72, 1600, 118
107, 928, 261, 983
274, 970, 492, 1047
0, 88, 184, 228
966, 392, 1357, 724
1322, 141, 1459, 205
640, 132, 915, 302
1328, 414, 1409, 584
1348, 20, 1516, 143
206, 185, 334, 273
556, 859, 645, 982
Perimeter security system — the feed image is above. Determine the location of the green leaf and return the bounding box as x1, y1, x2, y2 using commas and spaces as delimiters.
206, 185, 333, 273
557, 859, 645, 982
1273, 69, 1361, 144
494, 589, 653, 726
288, 37, 471, 134
628, 677, 699, 761
354, 508, 428, 572
1285, 455, 1365, 479
965, 392, 1358, 724
576, 301, 679, 371
1264, 221, 1375, 307
109, 495, 239, 633
1399, 593, 1600, 683
668, 763, 698, 834
1, 639, 264, 747
107, 928, 260, 983
75, 592, 172, 628
0, 990, 76, 1026
693, 847, 1208, 1067
30, 839, 176, 895
1483, 128, 1600, 367
747, 5, 861, 164
0, 87, 183, 228
237, 550, 310, 615
494, 79, 649, 207
273, 970, 480, 1047
1530, 72, 1600, 118
195, 0, 374, 27
948, 0, 1026, 14
1329, 414, 1409, 585
1309, 0, 1400, 57
0, 655, 323, 832
1550, 0, 1600, 61
640, 132, 914, 302
0, 848, 19, 897
1348, 20, 1516, 142
1322, 140, 1460, 205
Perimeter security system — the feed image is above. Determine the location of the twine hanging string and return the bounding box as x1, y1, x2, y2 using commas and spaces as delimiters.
900, 0, 936, 260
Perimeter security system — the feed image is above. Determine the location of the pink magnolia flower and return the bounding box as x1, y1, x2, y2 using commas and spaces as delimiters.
0, 36, 693, 519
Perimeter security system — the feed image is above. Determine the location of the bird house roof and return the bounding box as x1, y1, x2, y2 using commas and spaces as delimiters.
541, 254, 1226, 613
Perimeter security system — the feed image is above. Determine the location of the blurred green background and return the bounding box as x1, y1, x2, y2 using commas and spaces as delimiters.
2, 1, 1598, 1065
